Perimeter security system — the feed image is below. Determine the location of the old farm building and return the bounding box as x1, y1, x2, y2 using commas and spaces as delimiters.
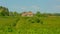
21, 11, 34, 17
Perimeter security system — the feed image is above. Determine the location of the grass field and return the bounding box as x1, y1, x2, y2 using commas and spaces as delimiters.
0, 16, 60, 34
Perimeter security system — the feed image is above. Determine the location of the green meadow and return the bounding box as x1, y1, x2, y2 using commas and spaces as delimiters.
0, 16, 60, 34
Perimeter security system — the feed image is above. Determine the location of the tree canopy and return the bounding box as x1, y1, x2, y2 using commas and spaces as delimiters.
36, 11, 41, 17
0, 6, 9, 16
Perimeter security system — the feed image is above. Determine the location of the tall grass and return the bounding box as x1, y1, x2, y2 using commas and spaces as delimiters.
0, 16, 60, 34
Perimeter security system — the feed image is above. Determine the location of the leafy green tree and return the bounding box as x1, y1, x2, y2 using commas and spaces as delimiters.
53, 13, 60, 16
13, 11, 19, 16
36, 11, 41, 17
9, 12, 14, 16
0, 6, 9, 16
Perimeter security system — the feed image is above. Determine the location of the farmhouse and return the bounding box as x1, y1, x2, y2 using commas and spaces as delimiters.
21, 11, 34, 17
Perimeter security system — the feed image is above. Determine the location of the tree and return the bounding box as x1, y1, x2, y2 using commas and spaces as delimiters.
9, 12, 14, 16
0, 6, 9, 16
36, 11, 41, 17
53, 13, 60, 16
13, 11, 19, 16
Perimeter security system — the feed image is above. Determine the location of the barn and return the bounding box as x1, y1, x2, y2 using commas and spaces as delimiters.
21, 11, 34, 17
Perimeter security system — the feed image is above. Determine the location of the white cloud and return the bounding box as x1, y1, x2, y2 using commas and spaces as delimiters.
44, 5, 60, 13
49, 5, 60, 10
55, 5, 60, 8
21, 7, 26, 10
12, 5, 40, 12
20, 5, 40, 12
31, 5, 40, 10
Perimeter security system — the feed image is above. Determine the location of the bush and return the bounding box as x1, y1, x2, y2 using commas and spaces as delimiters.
35, 18, 40, 23
7, 27, 13, 32
27, 17, 35, 23
27, 17, 43, 24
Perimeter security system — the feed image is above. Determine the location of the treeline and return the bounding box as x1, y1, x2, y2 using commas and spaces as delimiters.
0, 6, 60, 17
0, 6, 20, 16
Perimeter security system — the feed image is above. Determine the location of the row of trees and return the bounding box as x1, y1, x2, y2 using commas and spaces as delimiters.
0, 6, 60, 17
0, 6, 20, 16
0, 6, 41, 17
0, 6, 9, 16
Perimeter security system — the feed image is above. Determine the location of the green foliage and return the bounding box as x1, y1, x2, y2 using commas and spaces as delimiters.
53, 13, 60, 16
0, 6, 9, 16
36, 11, 41, 17
0, 16, 60, 34
13, 11, 19, 16
27, 17, 43, 24
9, 12, 14, 16
16, 16, 60, 34
0, 6, 60, 34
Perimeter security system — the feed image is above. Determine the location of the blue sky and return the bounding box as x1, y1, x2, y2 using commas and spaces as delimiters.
0, 0, 60, 13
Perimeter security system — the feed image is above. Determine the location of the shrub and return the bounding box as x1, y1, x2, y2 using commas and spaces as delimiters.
27, 17, 43, 24
36, 18, 40, 23
7, 27, 13, 32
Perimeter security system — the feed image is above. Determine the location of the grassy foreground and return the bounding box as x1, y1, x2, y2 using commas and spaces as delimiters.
0, 16, 60, 34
